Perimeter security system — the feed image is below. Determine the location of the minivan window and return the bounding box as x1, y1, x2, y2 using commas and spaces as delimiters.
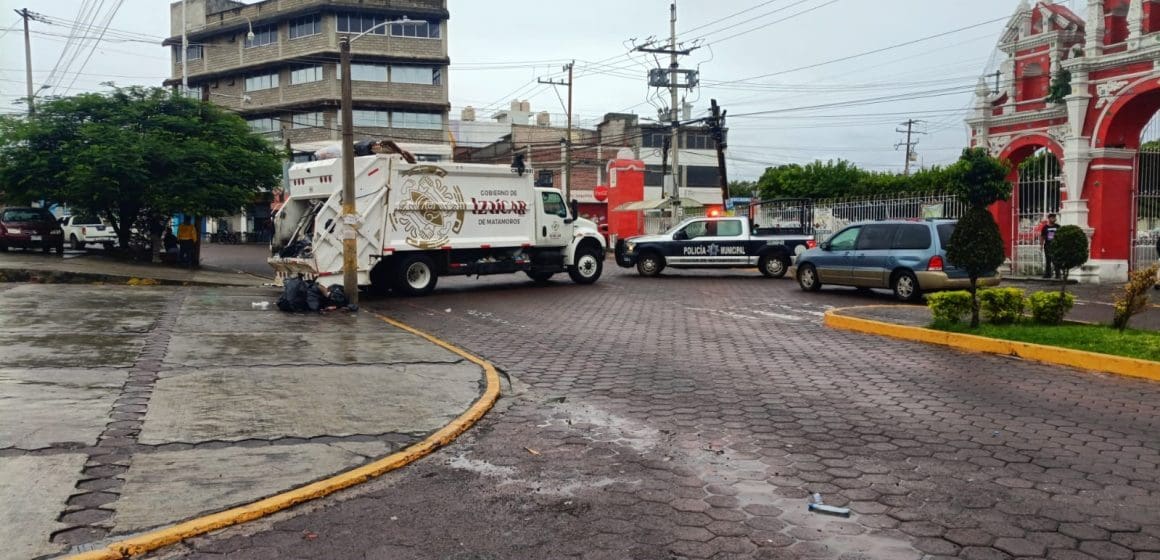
827, 226, 860, 251
856, 224, 898, 250
893, 224, 933, 250
936, 223, 956, 249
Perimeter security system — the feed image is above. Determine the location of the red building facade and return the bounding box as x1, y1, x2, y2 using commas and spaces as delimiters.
968, 0, 1160, 282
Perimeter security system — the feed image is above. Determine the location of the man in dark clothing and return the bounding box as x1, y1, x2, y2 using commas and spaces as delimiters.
1040, 213, 1061, 279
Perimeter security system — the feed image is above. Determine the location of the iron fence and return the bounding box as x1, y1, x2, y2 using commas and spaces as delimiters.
1011, 153, 1062, 277
642, 206, 706, 235
1133, 147, 1160, 272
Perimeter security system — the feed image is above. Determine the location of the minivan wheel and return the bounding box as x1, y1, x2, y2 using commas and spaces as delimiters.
797, 263, 821, 292
758, 254, 789, 279
892, 270, 921, 302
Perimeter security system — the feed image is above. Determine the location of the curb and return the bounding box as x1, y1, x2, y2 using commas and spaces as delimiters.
824, 307, 1160, 382
64, 312, 501, 560
0, 267, 262, 288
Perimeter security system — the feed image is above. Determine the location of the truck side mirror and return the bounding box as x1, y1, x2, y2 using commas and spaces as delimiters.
564, 218, 574, 225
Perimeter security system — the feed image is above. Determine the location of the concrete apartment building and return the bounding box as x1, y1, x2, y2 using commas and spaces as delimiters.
165, 0, 451, 161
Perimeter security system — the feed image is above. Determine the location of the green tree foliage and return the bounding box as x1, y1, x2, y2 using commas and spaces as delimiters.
1048, 225, 1089, 292
943, 148, 1012, 328
946, 147, 1012, 207
947, 207, 1006, 327
755, 158, 953, 200
0, 86, 283, 247
727, 180, 757, 198
1045, 69, 1072, 104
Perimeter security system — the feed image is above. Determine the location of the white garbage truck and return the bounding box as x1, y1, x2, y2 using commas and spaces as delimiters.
268, 152, 606, 296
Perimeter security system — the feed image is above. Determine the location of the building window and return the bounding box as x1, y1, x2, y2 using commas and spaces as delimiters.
290, 65, 323, 85
391, 66, 437, 85
390, 20, 440, 39
685, 165, 720, 187
348, 63, 387, 82
644, 164, 665, 186
336, 13, 388, 34
247, 117, 279, 134
642, 131, 668, 148
244, 72, 279, 92
173, 45, 203, 63
291, 112, 323, 129
288, 15, 320, 39
245, 24, 277, 48
352, 109, 389, 128
181, 85, 203, 99
392, 111, 442, 130
681, 132, 716, 150
535, 170, 554, 187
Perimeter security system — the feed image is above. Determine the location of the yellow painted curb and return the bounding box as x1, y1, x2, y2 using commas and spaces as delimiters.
66, 312, 501, 560
824, 307, 1160, 382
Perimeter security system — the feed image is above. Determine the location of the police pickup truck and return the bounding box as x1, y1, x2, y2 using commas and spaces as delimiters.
614, 215, 813, 278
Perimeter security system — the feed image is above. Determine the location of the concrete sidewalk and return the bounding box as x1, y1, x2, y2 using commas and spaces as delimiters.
0, 250, 267, 287
0, 283, 487, 559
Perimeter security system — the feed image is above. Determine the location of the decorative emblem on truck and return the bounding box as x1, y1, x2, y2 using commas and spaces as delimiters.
390, 166, 466, 249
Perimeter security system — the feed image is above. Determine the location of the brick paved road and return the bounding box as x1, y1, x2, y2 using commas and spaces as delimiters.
159, 266, 1160, 560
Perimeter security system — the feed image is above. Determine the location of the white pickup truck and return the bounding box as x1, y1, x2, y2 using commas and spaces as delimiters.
59, 215, 117, 250
268, 152, 607, 296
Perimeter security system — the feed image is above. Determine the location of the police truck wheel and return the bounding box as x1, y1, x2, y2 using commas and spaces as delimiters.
797, 263, 821, 292
568, 247, 603, 285
394, 255, 438, 297
636, 252, 664, 277
758, 253, 789, 279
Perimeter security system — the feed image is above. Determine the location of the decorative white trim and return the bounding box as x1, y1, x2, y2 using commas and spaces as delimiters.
965, 105, 1066, 128
1089, 147, 1138, 159
1090, 72, 1160, 147
1090, 164, 1134, 170
1095, 79, 1131, 108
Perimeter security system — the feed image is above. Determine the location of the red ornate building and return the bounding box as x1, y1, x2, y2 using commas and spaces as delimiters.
968, 0, 1160, 282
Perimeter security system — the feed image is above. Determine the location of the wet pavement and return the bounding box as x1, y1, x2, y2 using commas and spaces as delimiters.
147, 267, 1160, 560
0, 284, 485, 559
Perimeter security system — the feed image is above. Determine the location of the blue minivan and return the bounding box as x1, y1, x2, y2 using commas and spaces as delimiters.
793, 219, 1001, 302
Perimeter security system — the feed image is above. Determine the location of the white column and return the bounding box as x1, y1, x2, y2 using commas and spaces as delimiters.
1060, 69, 1092, 230
1127, 0, 1144, 48
1086, 0, 1105, 56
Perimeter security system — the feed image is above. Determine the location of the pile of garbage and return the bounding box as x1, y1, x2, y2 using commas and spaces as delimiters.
276, 276, 356, 313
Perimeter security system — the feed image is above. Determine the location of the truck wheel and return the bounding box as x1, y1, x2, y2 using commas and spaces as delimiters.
526, 270, 555, 283
71, 235, 84, 250
568, 247, 603, 284
368, 261, 393, 296
395, 255, 438, 297
636, 252, 664, 277
103, 242, 114, 251
891, 270, 921, 302
797, 263, 821, 292
758, 253, 789, 279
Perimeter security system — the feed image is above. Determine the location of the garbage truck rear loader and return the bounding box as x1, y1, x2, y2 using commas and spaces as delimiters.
269, 154, 606, 296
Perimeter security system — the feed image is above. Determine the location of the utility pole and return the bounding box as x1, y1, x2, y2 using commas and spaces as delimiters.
895, 119, 925, 176
181, 0, 188, 94
16, 8, 33, 115
637, 2, 699, 215
709, 99, 728, 206
339, 36, 358, 305
537, 60, 574, 201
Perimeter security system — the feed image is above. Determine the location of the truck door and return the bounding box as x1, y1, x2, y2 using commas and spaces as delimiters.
536, 190, 569, 247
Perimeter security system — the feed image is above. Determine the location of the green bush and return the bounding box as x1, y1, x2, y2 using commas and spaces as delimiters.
978, 287, 1025, 324
927, 290, 973, 325
1028, 291, 1075, 325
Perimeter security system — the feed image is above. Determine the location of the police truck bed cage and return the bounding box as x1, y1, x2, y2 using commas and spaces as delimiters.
746, 198, 815, 237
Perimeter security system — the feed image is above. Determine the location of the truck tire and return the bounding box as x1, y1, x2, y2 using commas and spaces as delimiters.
758, 253, 789, 279
568, 246, 603, 285
368, 261, 393, 295
636, 252, 664, 277
71, 235, 85, 250
394, 254, 438, 297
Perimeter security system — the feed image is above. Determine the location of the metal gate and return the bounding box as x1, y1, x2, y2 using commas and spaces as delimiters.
1132, 146, 1160, 272
1011, 151, 1062, 277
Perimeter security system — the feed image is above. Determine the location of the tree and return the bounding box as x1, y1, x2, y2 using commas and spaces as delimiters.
727, 180, 757, 198
1048, 225, 1088, 292
944, 147, 1012, 327
755, 158, 956, 200
0, 86, 283, 249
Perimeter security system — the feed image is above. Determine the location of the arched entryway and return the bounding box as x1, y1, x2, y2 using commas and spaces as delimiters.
997, 136, 1064, 276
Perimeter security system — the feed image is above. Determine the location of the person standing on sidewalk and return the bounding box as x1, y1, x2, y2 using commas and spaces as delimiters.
1040, 213, 1061, 279
177, 217, 198, 267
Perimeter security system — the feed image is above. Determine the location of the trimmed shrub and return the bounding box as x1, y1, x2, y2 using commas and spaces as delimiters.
946, 207, 1006, 327
1047, 225, 1089, 289
1028, 291, 1075, 325
927, 290, 973, 325
978, 287, 1025, 324
1112, 264, 1158, 331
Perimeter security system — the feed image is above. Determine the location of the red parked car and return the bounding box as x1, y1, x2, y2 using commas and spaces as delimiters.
0, 207, 65, 254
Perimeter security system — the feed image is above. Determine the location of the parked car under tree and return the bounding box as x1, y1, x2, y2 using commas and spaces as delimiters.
0, 207, 64, 254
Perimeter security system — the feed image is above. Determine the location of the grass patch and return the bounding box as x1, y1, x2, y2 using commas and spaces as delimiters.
933, 321, 1160, 362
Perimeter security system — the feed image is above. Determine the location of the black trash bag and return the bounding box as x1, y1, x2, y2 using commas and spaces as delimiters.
277, 276, 310, 312
327, 284, 349, 308
305, 279, 326, 312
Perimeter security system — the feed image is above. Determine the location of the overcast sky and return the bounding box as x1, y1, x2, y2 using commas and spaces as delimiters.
0, 0, 1092, 180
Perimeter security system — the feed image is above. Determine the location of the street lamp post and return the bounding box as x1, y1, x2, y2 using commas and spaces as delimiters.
338, 17, 407, 306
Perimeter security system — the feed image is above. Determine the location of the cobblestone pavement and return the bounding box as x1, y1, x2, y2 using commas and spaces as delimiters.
160, 267, 1160, 560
